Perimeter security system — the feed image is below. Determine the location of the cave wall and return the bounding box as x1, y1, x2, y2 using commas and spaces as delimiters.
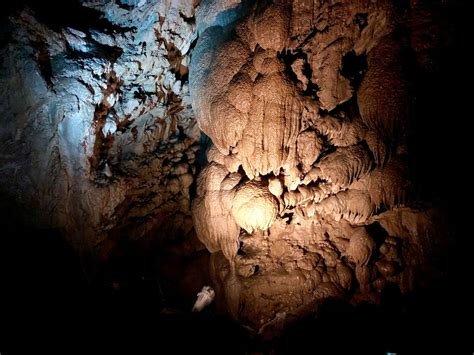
0, 0, 462, 339
0, 0, 201, 257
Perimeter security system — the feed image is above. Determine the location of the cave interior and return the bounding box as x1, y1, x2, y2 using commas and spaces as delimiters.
0, 0, 472, 353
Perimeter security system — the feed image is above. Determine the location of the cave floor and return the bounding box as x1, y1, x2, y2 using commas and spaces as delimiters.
1, 226, 472, 354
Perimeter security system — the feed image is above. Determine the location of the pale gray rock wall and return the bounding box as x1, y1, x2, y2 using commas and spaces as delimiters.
0, 0, 200, 255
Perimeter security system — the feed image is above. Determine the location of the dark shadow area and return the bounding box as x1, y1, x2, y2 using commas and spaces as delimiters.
409, 0, 471, 217
2, 0, 132, 33
0, 205, 249, 354
274, 248, 472, 354
1, 191, 471, 354
407, 5, 472, 345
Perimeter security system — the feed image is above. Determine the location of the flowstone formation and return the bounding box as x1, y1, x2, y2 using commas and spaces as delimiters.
190, 0, 447, 333
0, 0, 452, 339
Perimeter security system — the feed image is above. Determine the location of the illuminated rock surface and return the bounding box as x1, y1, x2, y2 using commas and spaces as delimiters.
0, 0, 470, 352
188, 0, 462, 334
0, 0, 200, 253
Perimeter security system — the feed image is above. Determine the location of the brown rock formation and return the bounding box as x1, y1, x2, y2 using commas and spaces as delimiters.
189, 0, 452, 333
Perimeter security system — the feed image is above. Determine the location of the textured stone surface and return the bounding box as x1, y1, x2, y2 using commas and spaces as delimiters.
0, 0, 455, 339
0, 1, 200, 255
189, 0, 450, 333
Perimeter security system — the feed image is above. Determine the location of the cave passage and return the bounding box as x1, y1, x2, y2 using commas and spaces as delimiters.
0, 0, 472, 353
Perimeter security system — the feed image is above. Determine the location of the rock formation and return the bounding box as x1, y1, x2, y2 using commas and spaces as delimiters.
0, 0, 457, 341
1, 0, 200, 258
189, 0, 449, 334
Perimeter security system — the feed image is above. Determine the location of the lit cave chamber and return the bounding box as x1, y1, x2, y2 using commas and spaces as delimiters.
0, 0, 471, 353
